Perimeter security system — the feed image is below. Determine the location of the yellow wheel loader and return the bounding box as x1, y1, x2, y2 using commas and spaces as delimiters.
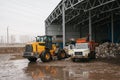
23, 35, 67, 62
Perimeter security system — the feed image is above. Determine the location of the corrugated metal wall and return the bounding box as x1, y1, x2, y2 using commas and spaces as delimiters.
80, 25, 89, 38
46, 25, 62, 36
65, 25, 80, 41
92, 23, 110, 43
114, 20, 120, 43
46, 25, 80, 41
46, 17, 120, 43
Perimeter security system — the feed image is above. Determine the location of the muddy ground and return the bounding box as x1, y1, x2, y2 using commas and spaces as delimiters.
0, 53, 120, 80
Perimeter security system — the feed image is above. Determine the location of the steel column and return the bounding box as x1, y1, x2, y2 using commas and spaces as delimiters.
62, 0, 65, 48
89, 11, 92, 41
111, 12, 114, 43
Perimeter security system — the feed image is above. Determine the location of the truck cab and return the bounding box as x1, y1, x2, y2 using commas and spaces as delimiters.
66, 38, 96, 62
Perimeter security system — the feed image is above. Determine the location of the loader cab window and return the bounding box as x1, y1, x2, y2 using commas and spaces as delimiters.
36, 36, 44, 42
40, 37, 44, 42
36, 36, 52, 43
36, 37, 40, 42
44, 36, 52, 49
39, 36, 52, 43
36, 36, 52, 49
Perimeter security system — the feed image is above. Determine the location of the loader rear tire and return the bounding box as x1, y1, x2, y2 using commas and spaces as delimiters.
41, 51, 52, 62
57, 50, 66, 60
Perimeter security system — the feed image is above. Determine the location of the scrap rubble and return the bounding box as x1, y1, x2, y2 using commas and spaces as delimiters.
95, 42, 120, 58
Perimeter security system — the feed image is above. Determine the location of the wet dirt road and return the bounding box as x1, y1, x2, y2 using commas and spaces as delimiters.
0, 53, 120, 80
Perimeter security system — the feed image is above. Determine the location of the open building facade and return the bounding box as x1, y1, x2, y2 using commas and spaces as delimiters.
45, 0, 120, 46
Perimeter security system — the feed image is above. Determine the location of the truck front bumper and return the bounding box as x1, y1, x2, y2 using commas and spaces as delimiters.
71, 55, 88, 59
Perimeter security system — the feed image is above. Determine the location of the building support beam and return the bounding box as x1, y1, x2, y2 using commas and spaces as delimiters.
89, 11, 92, 41
111, 12, 114, 43
62, 0, 65, 48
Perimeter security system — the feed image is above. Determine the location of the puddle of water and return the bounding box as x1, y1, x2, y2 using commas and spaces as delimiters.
24, 62, 92, 80
24, 62, 65, 80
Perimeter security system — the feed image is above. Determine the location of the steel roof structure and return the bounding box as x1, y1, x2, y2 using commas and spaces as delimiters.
45, 0, 120, 26
45, 0, 120, 47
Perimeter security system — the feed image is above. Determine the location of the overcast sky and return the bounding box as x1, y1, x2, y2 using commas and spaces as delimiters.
0, 0, 61, 37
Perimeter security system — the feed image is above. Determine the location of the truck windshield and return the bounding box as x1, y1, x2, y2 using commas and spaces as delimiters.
75, 43, 89, 49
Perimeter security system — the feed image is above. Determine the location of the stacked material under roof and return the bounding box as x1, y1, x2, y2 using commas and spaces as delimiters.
95, 42, 120, 58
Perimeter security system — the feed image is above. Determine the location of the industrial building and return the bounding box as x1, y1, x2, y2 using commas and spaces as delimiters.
45, 0, 120, 47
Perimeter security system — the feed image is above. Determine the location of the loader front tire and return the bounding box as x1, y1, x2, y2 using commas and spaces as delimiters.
41, 51, 52, 62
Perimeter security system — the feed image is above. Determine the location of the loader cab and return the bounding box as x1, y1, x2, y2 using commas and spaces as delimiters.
36, 36, 52, 49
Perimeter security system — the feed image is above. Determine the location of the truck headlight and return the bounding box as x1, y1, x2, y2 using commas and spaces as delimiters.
68, 50, 74, 55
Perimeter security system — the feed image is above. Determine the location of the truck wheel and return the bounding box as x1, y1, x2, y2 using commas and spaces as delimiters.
72, 58, 78, 62
28, 57, 37, 62
72, 58, 76, 62
92, 52, 96, 59
41, 51, 52, 62
89, 52, 96, 59
57, 50, 66, 60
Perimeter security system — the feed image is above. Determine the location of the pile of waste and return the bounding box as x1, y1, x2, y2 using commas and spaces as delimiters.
95, 42, 120, 58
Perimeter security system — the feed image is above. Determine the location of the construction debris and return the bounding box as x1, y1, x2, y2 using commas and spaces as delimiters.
95, 42, 120, 58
